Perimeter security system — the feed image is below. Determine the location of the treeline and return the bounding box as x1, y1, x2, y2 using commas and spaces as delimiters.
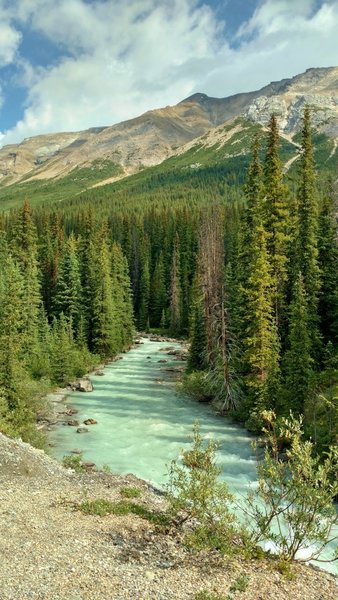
187, 109, 338, 453
0, 203, 134, 443
0, 108, 337, 455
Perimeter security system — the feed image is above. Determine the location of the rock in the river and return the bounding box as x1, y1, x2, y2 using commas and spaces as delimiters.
77, 378, 93, 392
95, 370, 104, 376
83, 418, 97, 425
81, 461, 96, 470
70, 448, 83, 454
76, 427, 89, 434
67, 420, 79, 427
158, 359, 168, 363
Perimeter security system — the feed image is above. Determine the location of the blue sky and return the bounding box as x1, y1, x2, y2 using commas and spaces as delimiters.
0, 0, 337, 146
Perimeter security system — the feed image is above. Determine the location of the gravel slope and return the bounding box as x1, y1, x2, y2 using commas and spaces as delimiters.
0, 433, 337, 600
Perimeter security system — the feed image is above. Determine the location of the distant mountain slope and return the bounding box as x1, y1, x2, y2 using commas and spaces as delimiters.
0, 66, 336, 208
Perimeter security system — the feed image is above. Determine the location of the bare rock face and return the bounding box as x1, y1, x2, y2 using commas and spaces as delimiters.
244, 67, 338, 136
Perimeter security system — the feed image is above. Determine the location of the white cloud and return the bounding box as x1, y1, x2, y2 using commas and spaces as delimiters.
0, 17, 21, 67
0, 0, 337, 146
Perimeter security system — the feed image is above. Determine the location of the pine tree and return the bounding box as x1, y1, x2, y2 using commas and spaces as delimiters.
0, 255, 24, 410
169, 234, 182, 336
244, 225, 281, 422
150, 252, 167, 327
187, 275, 208, 373
111, 242, 135, 348
10, 201, 42, 360
296, 107, 320, 349
53, 233, 82, 336
92, 236, 119, 357
317, 181, 338, 345
282, 274, 313, 416
138, 257, 150, 331
263, 114, 290, 328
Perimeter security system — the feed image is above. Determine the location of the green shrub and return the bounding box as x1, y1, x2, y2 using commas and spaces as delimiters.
229, 574, 249, 592
166, 422, 243, 554
62, 454, 86, 473
179, 372, 212, 402
76, 498, 169, 525
195, 591, 227, 600
120, 486, 142, 499
245, 411, 338, 562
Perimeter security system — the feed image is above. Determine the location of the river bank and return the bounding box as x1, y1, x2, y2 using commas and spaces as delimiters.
0, 432, 337, 600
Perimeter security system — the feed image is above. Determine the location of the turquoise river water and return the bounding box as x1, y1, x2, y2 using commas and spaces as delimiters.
49, 337, 337, 575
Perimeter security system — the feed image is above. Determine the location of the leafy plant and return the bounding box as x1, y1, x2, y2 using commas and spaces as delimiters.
120, 486, 142, 499
229, 573, 249, 592
244, 410, 338, 562
62, 453, 86, 473
195, 591, 227, 600
166, 422, 243, 554
76, 498, 169, 525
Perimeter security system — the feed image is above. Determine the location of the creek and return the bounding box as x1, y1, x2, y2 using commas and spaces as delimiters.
49, 337, 337, 575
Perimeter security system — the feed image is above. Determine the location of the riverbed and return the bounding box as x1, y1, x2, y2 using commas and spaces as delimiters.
49, 337, 256, 493
48, 337, 338, 574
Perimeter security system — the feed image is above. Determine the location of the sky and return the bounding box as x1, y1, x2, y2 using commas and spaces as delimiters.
0, 0, 337, 146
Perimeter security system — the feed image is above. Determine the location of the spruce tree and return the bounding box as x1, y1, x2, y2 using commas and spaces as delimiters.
282, 274, 313, 416
53, 233, 82, 336
244, 225, 281, 422
169, 234, 182, 336
296, 107, 320, 350
263, 114, 290, 329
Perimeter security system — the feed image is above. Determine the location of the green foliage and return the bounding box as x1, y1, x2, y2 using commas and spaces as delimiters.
62, 454, 87, 473
78, 498, 116, 516
179, 372, 212, 403
120, 486, 142, 499
77, 498, 169, 525
166, 422, 241, 554
195, 591, 227, 600
245, 410, 338, 562
229, 574, 250, 593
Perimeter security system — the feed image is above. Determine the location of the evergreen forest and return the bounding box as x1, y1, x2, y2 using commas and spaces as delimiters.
0, 108, 337, 460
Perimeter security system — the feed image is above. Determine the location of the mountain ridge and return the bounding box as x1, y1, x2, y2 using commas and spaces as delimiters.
0, 66, 337, 198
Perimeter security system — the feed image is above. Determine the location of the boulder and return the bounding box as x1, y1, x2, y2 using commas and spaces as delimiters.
67, 420, 79, 427
76, 427, 89, 434
95, 370, 104, 376
77, 378, 93, 392
81, 461, 96, 470
83, 418, 97, 425
70, 448, 83, 454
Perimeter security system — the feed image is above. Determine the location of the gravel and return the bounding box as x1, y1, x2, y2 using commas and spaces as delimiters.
0, 433, 337, 600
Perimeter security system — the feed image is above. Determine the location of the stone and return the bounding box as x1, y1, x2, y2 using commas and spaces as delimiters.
81, 461, 96, 469
77, 378, 93, 392
158, 359, 167, 363
95, 370, 104, 376
67, 420, 79, 427
83, 418, 97, 425
76, 427, 89, 434
70, 448, 83, 454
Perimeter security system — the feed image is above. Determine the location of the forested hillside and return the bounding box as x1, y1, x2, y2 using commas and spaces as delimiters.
0, 108, 337, 459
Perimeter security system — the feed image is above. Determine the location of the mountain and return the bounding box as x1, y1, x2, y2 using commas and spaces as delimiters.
0, 66, 337, 208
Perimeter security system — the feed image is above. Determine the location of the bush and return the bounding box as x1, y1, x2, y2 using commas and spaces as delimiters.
120, 486, 142, 499
244, 410, 338, 562
179, 372, 213, 403
166, 422, 243, 554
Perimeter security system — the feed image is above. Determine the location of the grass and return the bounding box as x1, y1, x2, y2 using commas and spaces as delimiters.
62, 453, 87, 473
76, 497, 170, 526
120, 486, 142, 499
229, 573, 250, 593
